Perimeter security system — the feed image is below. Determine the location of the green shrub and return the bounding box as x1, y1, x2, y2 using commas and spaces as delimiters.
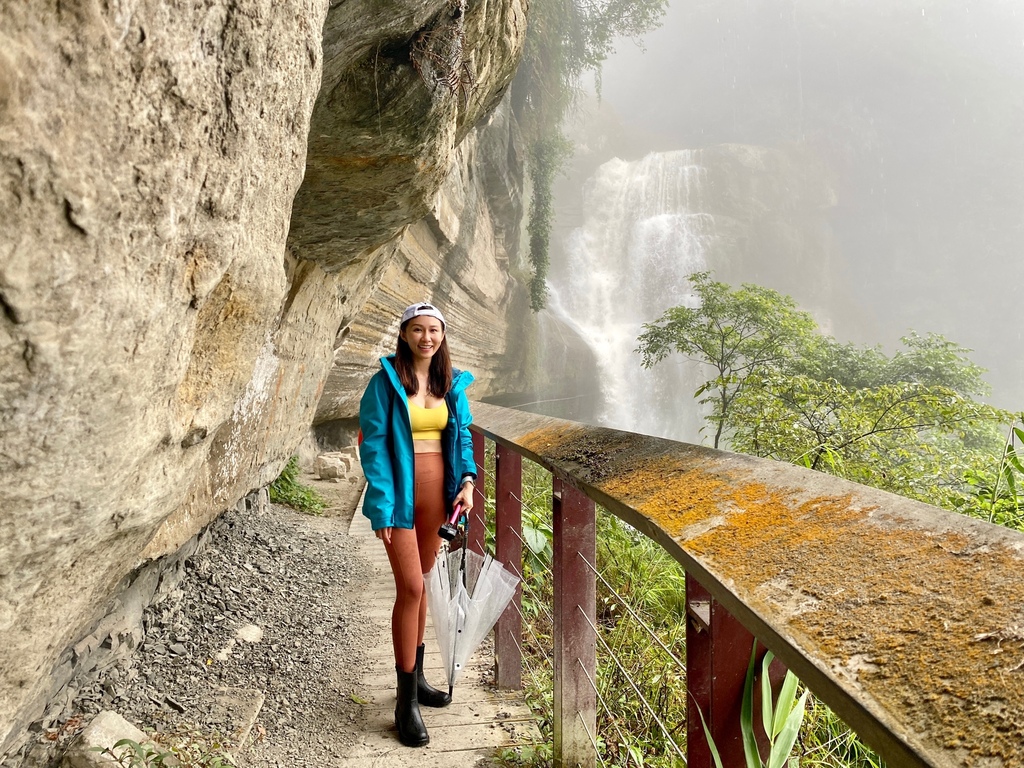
268, 456, 325, 515
94, 734, 235, 768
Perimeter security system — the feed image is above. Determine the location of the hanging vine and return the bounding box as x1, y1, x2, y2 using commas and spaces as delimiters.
514, 0, 667, 309
527, 135, 572, 311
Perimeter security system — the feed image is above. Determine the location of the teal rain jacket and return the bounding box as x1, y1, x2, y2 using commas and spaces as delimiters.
358, 355, 476, 531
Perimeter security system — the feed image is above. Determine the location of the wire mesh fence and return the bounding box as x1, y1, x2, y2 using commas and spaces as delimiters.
479, 448, 689, 767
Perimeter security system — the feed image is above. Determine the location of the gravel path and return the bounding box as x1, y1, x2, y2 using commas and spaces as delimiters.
15, 470, 532, 768
48, 475, 373, 766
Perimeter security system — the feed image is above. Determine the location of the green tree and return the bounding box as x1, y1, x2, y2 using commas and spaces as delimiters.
636, 273, 1010, 512
792, 331, 990, 395
635, 272, 818, 448
730, 332, 1002, 500
731, 370, 1001, 500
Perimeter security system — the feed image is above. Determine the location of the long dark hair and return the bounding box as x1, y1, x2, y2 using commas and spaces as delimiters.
394, 320, 452, 398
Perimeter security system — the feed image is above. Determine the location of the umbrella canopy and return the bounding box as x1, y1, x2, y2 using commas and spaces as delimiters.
424, 546, 520, 696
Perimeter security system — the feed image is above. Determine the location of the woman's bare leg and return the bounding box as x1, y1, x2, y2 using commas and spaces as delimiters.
413, 453, 447, 646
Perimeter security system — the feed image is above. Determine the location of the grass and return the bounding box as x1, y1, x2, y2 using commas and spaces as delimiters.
488, 451, 691, 766
799, 697, 885, 768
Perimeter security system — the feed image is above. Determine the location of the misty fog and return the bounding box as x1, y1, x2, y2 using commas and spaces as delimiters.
545, 0, 1023, 423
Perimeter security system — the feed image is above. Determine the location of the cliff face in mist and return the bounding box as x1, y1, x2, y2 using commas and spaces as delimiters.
0, 0, 528, 755
691, 143, 841, 321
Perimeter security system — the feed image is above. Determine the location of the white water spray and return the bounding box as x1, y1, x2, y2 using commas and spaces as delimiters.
551, 151, 717, 442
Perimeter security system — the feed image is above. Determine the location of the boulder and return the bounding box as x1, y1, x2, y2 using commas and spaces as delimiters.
62, 711, 152, 768
313, 451, 354, 480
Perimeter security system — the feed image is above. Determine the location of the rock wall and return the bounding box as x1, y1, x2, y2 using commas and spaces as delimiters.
0, 0, 527, 757
287, 0, 531, 448
315, 95, 532, 445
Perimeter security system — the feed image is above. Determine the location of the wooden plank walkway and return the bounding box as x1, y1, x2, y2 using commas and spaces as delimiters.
339, 492, 540, 767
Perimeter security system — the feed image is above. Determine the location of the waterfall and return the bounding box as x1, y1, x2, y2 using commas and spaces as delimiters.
550, 150, 716, 442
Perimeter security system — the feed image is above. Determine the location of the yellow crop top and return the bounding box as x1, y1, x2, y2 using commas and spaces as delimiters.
408, 400, 448, 440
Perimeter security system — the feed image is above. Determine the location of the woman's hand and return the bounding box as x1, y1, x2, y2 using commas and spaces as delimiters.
453, 481, 475, 514
375, 527, 392, 545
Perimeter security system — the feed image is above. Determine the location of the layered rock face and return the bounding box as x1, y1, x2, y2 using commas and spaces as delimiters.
0, 0, 526, 756
288, 0, 530, 447
0, 1, 328, 752
315, 96, 532, 444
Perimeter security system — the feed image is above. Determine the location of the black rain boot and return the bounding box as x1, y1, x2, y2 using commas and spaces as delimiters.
416, 643, 452, 707
395, 666, 429, 747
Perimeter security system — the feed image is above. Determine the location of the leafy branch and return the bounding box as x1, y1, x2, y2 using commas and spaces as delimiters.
94, 735, 235, 768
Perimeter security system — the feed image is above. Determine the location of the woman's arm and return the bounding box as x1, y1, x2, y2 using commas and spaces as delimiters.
453, 388, 477, 516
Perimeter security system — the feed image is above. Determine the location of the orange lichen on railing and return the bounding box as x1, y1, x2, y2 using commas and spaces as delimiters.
673, 481, 1023, 760
698, 488, 1024, 764
510, 418, 1024, 765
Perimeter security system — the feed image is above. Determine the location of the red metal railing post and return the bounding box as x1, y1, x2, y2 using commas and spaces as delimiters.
494, 444, 523, 690
552, 477, 597, 768
469, 430, 486, 555
685, 573, 756, 767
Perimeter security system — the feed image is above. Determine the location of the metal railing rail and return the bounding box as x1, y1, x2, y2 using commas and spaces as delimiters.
468, 401, 1024, 768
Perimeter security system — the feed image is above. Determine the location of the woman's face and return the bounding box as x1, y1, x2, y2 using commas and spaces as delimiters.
401, 316, 445, 361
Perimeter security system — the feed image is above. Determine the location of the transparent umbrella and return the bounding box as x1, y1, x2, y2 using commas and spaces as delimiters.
424, 513, 520, 697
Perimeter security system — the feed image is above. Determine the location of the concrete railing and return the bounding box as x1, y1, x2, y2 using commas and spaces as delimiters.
466, 402, 1024, 768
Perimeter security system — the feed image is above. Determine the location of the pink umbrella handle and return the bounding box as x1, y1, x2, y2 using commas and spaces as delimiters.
438, 503, 464, 541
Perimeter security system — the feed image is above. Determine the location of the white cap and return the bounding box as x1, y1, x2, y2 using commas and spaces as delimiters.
400, 302, 446, 330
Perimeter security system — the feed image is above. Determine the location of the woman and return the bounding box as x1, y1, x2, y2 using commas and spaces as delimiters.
358, 301, 476, 747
